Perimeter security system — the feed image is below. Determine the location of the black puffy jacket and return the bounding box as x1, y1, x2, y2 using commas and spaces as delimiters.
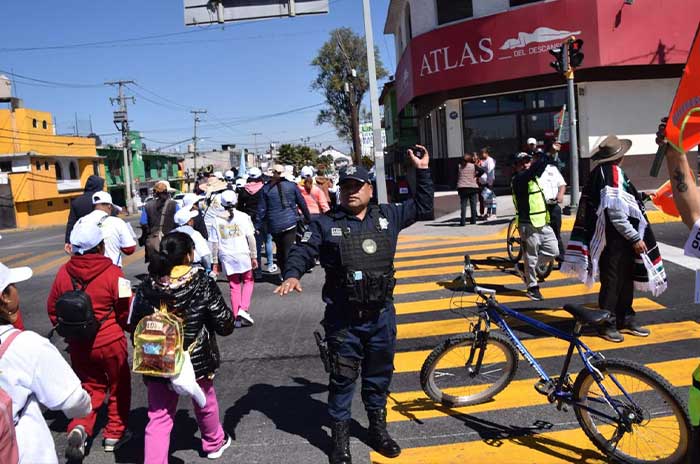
131, 267, 234, 379
65, 175, 105, 243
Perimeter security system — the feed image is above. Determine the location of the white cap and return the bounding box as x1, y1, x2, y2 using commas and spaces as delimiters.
220, 189, 237, 207
0, 262, 32, 293
70, 220, 104, 255
235, 178, 246, 188
92, 191, 123, 213
213, 171, 224, 180
248, 167, 262, 179
182, 193, 203, 209
300, 166, 314, 178
174, 208, 199, 226
224, 170, 235, 179
527, 137, 537, 145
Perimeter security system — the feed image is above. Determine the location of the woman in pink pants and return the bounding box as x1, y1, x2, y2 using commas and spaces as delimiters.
209, 190, 258, 326
130, 233, 235, 462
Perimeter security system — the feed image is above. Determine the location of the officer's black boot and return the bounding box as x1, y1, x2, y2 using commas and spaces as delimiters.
367, 408, 401, 458
329, 420, 352, 464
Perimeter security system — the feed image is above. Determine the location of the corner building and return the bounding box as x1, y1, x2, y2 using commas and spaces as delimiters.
383, 0, 699, 191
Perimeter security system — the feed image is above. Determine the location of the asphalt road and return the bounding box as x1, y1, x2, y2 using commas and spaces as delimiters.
1, 212, 697, 464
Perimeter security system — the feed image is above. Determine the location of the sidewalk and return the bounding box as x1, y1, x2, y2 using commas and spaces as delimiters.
403, 194, 678, 238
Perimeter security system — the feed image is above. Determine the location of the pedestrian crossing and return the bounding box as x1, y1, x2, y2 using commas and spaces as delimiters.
371, 225, 694, 464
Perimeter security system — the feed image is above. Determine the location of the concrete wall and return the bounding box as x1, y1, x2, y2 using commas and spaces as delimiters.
445, 99, 463, 158
577, 78, 680, 159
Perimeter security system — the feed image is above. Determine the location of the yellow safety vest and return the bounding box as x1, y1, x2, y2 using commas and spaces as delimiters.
691, 364, 700, 427
512, 178, 549, 228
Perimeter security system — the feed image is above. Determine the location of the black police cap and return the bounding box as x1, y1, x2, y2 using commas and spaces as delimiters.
339, 165, 371, 185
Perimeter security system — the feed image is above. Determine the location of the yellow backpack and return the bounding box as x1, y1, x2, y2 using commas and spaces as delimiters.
132, 301, 184, 378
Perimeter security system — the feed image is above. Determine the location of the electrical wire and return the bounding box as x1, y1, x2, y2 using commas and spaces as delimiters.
0, 69, 103, 88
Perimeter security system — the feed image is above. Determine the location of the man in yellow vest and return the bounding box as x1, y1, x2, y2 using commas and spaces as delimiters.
511, 152, 559, 301
657, 119, 700, 461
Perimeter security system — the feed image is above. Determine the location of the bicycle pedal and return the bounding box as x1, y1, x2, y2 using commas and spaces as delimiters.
534, 379, 554, 396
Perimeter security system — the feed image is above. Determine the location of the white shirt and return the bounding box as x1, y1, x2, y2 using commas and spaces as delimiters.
539, 164, 567, 202
208, 212, 256, 275
479, 156, 496, 186
174, 224, 211, 263
80, 210, 137, 267
0, 326, 90, 464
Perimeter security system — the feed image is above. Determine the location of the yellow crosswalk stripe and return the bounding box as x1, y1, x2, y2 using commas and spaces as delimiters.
0, 252, 31, 263
396, 298, 664, 340
394, 282, 602, 315
10, 249, 64, 267
122, 248, 145, 268
33, 255, 69, 275
385, 357, 696, 424
393, 272, 570, 296
396, 236, 503, 251
393, 320, 699, 374
395, 242, 505, 259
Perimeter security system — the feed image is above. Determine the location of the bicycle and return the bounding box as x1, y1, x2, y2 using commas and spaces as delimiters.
420, 255, 691, 464
505, 217, 553, 281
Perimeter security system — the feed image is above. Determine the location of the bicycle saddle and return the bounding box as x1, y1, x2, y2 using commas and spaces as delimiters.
563, 304, 611, 325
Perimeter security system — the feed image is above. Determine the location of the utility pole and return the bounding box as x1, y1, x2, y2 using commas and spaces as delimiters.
336, 32, 363, 165
252, 132, 262, 158
191, 109, 207, 177
563, 39, 581, 210
362, 0, 388, 204
105, 80, 135, 213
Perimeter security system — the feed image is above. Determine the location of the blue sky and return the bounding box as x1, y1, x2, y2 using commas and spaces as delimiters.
0, 0, 396, 154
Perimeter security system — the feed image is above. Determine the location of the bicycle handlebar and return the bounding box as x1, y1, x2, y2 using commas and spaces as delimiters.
463, 254, 497, 300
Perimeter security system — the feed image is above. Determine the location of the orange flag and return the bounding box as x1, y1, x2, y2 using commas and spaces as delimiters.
666, 23, 700, 153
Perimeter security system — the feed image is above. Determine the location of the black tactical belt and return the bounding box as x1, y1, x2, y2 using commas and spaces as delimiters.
353, 307, 384, 321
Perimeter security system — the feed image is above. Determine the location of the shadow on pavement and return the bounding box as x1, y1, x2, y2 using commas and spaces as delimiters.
223, 377, 365, 455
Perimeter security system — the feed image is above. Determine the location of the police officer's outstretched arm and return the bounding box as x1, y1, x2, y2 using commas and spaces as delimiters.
274, 219, 322, 296
392, 145, 434, 230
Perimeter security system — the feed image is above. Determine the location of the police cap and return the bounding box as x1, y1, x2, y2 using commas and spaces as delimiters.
339, 165, 371, 185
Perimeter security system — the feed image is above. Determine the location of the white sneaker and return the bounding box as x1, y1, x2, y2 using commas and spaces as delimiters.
238, 310, 254, 326
207, 434, 232, 459
267, 263, 279, 273
65, 425, 87, 461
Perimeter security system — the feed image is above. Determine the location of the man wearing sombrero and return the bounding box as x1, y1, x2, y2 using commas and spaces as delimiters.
563, 135, 667, 342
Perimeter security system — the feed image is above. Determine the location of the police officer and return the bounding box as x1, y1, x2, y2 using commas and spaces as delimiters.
275, 147, 433, 464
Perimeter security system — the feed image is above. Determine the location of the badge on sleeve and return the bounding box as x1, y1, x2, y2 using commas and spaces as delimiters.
378, 217, 389, 230
301, 231, 313, 242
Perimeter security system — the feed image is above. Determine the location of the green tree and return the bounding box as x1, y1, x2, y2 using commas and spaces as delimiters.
311, 27, 388, 164
276, 144, 319, 173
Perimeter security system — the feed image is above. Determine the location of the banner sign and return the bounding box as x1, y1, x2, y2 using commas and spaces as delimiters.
664, 23, 700, 153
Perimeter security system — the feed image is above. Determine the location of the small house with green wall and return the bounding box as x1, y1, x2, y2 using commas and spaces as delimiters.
97, 131, 185, 206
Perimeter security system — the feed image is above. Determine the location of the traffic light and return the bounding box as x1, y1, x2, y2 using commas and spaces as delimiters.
568, 39, 584, 68
549, 47, 565, 74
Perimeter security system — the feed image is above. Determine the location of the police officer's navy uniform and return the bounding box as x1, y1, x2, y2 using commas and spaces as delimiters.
284, 165, 433, 463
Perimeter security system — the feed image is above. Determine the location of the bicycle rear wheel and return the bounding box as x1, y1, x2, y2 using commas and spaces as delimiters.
420, 332, 518, 407
506, 218, 522, 262
573, 358, 690, 464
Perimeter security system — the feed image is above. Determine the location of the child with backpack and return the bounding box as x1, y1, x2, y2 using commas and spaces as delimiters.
1, 262, 91, 463
209, 190, 258, 327
46, 220, 133, 460
130, 232, 235, 462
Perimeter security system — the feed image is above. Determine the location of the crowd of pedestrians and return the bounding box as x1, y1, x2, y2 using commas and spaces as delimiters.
456, 147, 496, 225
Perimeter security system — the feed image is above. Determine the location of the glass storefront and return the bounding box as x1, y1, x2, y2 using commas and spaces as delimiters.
462, 87, 569, 189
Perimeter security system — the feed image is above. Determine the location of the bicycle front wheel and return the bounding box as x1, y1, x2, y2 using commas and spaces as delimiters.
420, 332, 518, 407
573, 358, 690, 464
507, 218, 522, 262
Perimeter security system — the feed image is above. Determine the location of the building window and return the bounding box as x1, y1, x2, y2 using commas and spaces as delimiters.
44, 161, 49, 170
68, 161, 78, 180
404, 3, 413, 40
93, 161, 100, 175
35, 161, 41, 171
421, 115, 433, 157
0, 161, 11, 173
436, 0, 473, 25
55, 162, 63, 180
510, 0, 543, 6
436, 106, 448, 159
42, 120, 47, 129
32, 118, 37, 128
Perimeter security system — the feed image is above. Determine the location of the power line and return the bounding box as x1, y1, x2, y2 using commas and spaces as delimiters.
0, 69, 103, 88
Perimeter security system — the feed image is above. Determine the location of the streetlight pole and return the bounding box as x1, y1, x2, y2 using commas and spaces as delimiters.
191, 109, 206, 183
563, 43, 580, 210
361, 0, 388, 204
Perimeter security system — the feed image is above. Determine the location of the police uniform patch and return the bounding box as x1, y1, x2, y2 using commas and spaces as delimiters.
331, 227, 342, 236
378, 217, 389, 230
301, 231, 313, 242
362, 238, 377, 254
